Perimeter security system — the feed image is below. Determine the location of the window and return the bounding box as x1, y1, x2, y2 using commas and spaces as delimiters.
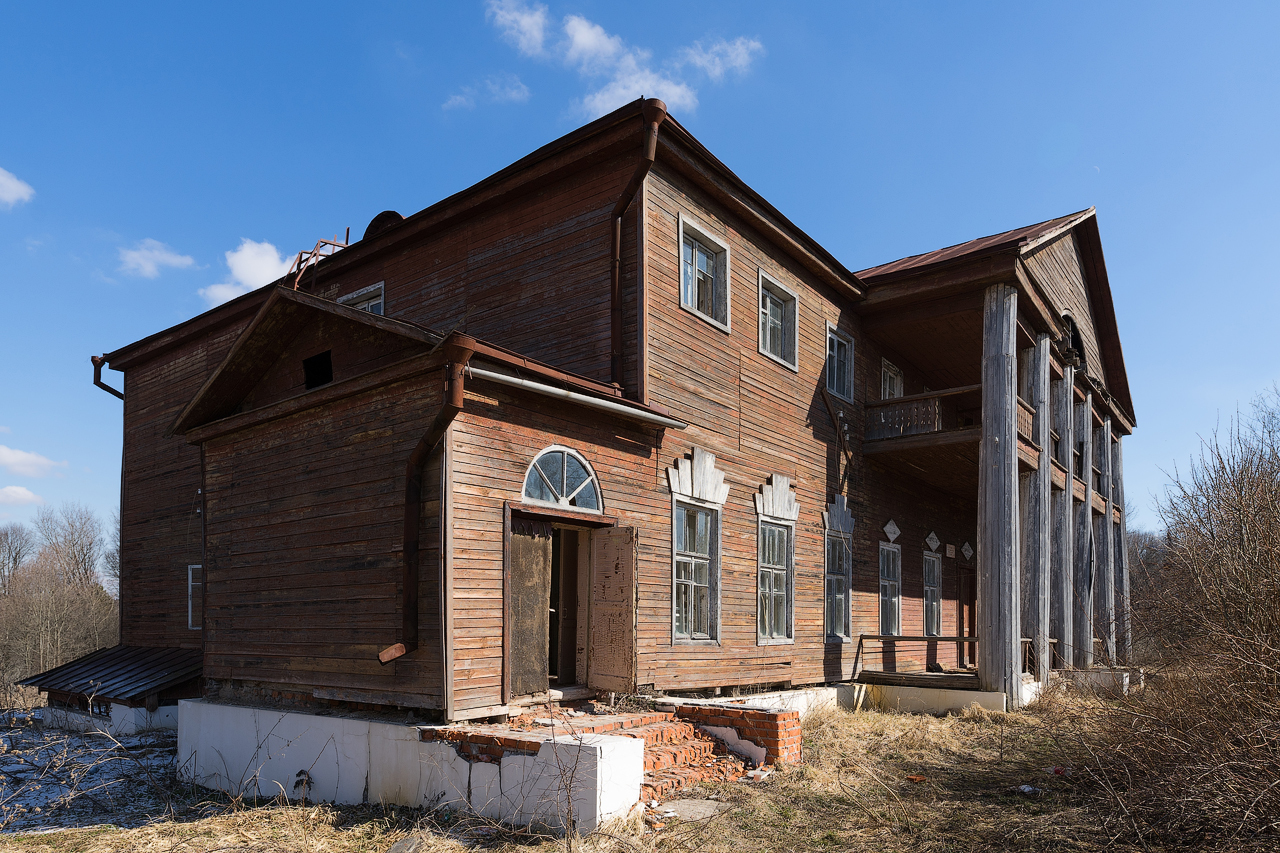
674, 502, 717, 640
825, 530, 852, 640
826, 325, 854, 401
522, 447, 602, 512
188, 564, 203, 630
338, 282, 385, 315
879, 542, 901, 635
758, 271, 798, 370
303, 351, 332, 389
678, 214, 730, 330
758, 522, 793, 641
881, 359, 904, 400
923, 551, 941, 636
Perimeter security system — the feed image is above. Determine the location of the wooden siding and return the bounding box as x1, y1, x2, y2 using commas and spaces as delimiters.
201, 368, 446, 705
1022, 233, 1107, 389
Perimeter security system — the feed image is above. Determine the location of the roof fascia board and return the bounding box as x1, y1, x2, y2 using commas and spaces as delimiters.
857, 252, 1019, 314
1013, 258, 1066, 337
105, 286, 270, 371
1016, 207, 1096, 258
1073, 216, 1136, 426
653, 130, 864, 300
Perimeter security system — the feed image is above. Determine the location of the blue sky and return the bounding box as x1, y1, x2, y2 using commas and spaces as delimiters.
1, 1, 1277, 534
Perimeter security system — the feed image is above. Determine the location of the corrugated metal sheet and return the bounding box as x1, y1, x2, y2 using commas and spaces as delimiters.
18, 645, 201, 705
857, 209, 1092, 281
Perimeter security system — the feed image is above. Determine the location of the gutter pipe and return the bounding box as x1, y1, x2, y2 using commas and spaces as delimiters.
610, 98, 668, 391
466, 365, 686, 430
91, 355, 124, 400
379, 335, 476, 666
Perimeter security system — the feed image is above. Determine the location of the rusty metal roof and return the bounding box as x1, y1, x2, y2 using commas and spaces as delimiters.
18, 645, 201, 706
857, 209, 1093, 281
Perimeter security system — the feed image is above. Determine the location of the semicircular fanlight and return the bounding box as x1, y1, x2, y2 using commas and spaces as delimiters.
522, 447, 601, 512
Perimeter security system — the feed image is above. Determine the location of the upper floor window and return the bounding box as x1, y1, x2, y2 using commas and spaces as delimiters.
678, 214, 730, 330
758, 270, 798, 370
881, 359, 904, 400
826, 325, 854, 401
522, 447, 601, 512
338, 282, 385, 316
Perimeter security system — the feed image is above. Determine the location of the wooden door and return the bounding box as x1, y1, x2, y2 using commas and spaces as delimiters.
588, 527, 637, 692
509, 520, 553, 697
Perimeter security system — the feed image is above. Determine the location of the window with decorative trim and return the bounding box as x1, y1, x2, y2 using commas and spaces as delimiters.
338, 281, 385, 315
923, 551, 941, 636
522, 446, 602, 512
879, 542, 901, 636
758, 270, 798, 370
826, 324, 854, 401
755, 474, 798, 644
823, 496, 855, 641
668, 447, 729, 643
678, 214, 730, 330
881, 358, 904, 400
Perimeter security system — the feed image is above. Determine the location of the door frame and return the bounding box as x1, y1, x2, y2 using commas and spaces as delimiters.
501, 501, 617, 704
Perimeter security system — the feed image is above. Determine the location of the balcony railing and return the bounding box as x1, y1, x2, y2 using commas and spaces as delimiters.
1016, 396, 1036, 445
865, 384, 981, 442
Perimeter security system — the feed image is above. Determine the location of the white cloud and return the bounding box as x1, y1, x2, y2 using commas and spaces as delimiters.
0, 426, 10, 433
578, 53, 697, 117
487, 0, 549, 57
118, 238, 196, 278
0, 486, 43, 506
0, 166, 35, 208
443, 73, 531, 110
679, 37, 765, 82
199, 239, 292, 308
563, 15, 624, 72
0, 445, 66, 478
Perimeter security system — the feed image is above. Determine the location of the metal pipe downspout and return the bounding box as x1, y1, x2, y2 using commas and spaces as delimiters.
91, 355, 124, 400
610, 98, 667, 391
466, 365, 686, 430
379, 335, 476, 666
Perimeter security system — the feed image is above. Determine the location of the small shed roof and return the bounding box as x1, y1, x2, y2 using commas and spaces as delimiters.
18, 645, 202, 706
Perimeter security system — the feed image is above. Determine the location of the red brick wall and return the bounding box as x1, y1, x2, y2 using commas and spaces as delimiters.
675, 704, 802, 765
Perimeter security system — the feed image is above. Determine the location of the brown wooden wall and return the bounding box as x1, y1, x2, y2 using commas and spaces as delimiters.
119, 317, 251, 649
1022, 233, 1107, 389
200, 369, 446, 705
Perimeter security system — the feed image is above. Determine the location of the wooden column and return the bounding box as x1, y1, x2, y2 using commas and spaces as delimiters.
1072, 390, 1094, 669
1113, 435, 1130, 664
1019, 334, 1052, 685
1050, 364, 1074, 668
977, 284, 1022, 707
1096, 416, 1116, 663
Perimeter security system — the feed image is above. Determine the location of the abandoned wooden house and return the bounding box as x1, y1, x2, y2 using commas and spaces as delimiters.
23, 97, 1135, 818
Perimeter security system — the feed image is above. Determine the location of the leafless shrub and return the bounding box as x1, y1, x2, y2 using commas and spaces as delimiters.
33, 502, 104, 588
0, 523, 35, 596
1068, 388, 1280, 845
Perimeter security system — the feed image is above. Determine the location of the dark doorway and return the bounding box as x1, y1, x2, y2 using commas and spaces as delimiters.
549, 529, 581, 687
509, 518, 585, 698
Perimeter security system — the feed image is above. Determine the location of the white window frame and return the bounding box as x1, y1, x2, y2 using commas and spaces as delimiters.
338, 281, 385, 315
521, 445, 604, 514
757, 269, 799, 371
923, 550, 942, 637
826, 323, 855, 402
756, 518, 795, 644
824, 529, 852, 642
881, 358, 904, 400
879, 542, 901, 636
677, 213, 731, 333
188, 564, 203, 631
672, 496, 721, 643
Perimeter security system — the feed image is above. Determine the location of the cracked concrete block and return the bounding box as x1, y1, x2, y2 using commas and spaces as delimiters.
420, 741, 469, 809
469, 760, 502, 820
368, 721, 424, 807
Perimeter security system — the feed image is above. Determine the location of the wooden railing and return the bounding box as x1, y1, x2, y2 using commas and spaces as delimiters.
865, 384, 981, 442
1016, 396, 1036, 445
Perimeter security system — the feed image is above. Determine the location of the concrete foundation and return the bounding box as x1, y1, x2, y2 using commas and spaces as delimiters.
43, 702, 179, 736
177, 699, 642, 832
1061, 667, 1143, 698
866, 684, 1008, 714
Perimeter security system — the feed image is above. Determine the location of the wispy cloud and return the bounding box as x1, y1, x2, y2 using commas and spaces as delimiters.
0, 166, 35, 208
482, 2, 763, 118
443, 72, 532, 110
0, 426, 10, 434
118, 238, 196, 278
487, 0, 549, 57
0, 486, 43, 506
198, 238, 292, 308
0, 445, 67, 478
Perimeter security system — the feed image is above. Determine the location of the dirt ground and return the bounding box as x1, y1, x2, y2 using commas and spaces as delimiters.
0, 702, 1236, 853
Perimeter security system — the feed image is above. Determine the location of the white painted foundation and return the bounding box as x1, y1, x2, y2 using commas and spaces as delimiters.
177, 699, 642, 832
43, 703, 179, 736
1061, 667, 1143, 698
866, 684, 1008, 714
658, 685, 842, 718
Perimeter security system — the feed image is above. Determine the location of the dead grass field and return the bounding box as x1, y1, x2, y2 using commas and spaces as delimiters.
2, 701, 1261, 853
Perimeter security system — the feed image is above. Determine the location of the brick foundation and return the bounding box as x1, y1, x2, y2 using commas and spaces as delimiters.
673, 704, 803, 765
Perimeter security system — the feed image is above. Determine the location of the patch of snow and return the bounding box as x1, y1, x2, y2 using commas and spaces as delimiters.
698, 725, 766, 768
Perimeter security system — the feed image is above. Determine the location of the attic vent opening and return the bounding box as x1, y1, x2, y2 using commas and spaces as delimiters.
303, 351, 333, 390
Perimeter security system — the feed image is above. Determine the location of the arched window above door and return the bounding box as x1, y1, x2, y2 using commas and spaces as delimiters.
522, 447, 602, 512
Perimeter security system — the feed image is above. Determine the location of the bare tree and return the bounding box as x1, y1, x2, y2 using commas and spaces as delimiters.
0, 522, 35, 595
32, 503, 103, 588
101, 508, 120, 598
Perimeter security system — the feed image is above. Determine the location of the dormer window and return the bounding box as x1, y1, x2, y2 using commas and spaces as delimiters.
339, 282, 385, 316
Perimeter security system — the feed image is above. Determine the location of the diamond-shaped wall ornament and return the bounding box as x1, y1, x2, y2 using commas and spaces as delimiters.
883, 519, 900, 543
925, 531, 940, 553
961, 542, 974, 561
